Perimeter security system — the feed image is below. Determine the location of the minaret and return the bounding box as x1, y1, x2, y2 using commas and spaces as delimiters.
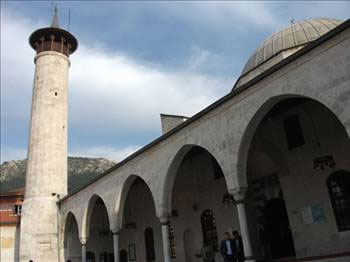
20, 7, 78, 262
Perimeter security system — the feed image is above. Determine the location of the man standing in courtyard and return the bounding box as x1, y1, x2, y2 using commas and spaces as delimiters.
232, 231, 244, 262
220, 232, 235, 262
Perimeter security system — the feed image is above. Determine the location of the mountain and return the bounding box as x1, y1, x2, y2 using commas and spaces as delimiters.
0, 157, 116, 194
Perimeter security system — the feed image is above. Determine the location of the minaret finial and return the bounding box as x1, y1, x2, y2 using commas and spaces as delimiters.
29, 2, 78, 56
51, 4, 59, 28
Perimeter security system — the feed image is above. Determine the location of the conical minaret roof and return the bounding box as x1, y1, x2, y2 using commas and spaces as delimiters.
51, 5, 60, 28
29, 5, 78, 56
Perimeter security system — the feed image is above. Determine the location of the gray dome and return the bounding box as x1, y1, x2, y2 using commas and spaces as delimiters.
241, 18, 343, 76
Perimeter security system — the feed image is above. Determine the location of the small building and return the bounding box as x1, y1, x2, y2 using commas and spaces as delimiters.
0, 188, 23, 262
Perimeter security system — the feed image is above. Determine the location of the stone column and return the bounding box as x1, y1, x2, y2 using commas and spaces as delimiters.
80, 238, 88, 262
159, 215, 171, 262
112, 229, 120, 262
230, 187, 255, 262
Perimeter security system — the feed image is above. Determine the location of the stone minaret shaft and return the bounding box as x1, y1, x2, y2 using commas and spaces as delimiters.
20, 8, 78, 262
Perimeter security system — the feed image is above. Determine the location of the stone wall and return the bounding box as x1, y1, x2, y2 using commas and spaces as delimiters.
60, 25, 350, 262
20, 50, 70, 262
246, 99, 350, 260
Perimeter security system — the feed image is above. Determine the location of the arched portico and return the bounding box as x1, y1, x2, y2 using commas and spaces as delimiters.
81, 194, 112, 241
161, 144, 234, 217
64, 212, 81, 262
116, 175, 163, 262
113, 175, 156, 231
236, 94, 350, 188
237, 96, 350, 260
78, 194, 113, 262
161, 145, 243, 261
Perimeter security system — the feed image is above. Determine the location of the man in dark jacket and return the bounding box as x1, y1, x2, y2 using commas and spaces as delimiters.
220, 232, 235, 262
232, 231, 244, 262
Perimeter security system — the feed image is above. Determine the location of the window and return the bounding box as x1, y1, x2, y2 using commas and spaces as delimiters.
13, 205, 22, 215
168, 223, 176, 258
283, 115, 305, 150
144, 227, 156, 261
327, 170, 350, 231
201, 210, 218, 250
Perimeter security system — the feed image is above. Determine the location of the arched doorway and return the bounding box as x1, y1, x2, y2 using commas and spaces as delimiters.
144, 227, 156, 261
264, 198, 295, 259
118, 176, 161, 262
120, 249, 127, 262
183, 229, 195, 262
64, 212, 81, 261
168, 145, 239, 261
85, 196, 113, 260
246, 149, 293, 260
241, 97, 350, 260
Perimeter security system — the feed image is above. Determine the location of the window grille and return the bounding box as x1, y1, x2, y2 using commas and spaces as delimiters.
327, 170, 350, 231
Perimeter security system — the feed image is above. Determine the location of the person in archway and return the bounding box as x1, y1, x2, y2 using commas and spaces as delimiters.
232, 231, 244, 262
220, 232, 235, 262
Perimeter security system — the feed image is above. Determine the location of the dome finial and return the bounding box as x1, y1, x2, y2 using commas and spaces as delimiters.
51, 4, 59, 28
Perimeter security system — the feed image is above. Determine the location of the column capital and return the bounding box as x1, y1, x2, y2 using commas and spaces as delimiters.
79, 237, 88, 245
158, 214, 170, 225
229, 187, 248, 202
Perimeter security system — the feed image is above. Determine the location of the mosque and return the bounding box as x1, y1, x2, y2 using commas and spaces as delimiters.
1, 7, 350, 262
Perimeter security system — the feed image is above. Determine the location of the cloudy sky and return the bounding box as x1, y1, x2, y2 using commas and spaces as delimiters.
1, 1, 349, 163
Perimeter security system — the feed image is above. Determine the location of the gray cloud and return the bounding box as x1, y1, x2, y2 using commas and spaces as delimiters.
2, 2, 349, 162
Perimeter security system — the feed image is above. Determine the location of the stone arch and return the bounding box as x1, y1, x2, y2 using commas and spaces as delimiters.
113, 174, 157, 230
64, 211, 80, 238
161, 144, 231, 216
236, 94, 350, 188
81, 193, 111, 240
63, 211, 80, 260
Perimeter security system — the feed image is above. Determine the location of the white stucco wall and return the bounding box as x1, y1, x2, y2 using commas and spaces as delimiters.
0, 225, 20, 262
